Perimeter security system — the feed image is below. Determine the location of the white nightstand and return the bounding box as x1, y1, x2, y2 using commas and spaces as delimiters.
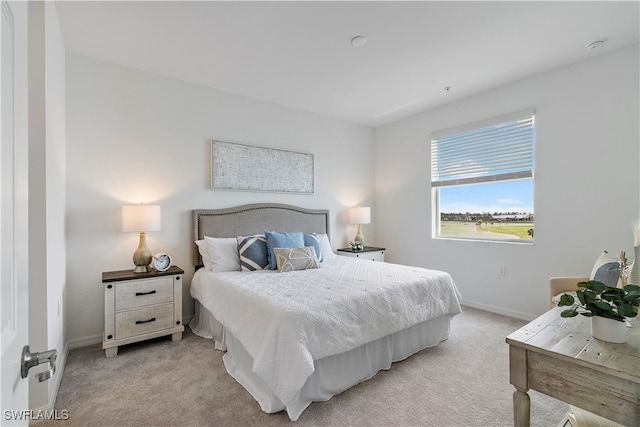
337, 246, 385, 262
102, 266, 184, 357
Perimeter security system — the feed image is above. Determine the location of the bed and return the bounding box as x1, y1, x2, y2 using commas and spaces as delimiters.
189, 203, 462, 421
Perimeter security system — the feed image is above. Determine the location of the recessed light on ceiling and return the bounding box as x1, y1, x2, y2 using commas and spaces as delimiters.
585, 39, 606, 51
351, 36, 367, 47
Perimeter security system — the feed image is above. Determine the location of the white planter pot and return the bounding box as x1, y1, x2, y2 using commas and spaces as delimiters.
590, 316, 628, 343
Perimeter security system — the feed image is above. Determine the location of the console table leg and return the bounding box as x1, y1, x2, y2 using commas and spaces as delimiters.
513, 386, 530, 427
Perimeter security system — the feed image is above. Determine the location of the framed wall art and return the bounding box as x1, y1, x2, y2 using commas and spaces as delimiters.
211, 140, 314, 194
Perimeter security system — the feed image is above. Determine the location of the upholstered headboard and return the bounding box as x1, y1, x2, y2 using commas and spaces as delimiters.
192, 203, 330, 267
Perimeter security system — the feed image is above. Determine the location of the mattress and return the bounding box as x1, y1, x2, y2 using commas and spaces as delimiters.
190, 256, 462, 420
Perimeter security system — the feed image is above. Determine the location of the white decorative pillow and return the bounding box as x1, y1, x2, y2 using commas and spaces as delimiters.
204, 236, 240, 272
274, 247, 320, 273
195, 239, 214, 271
316, 233, 336, 262
237, 235, 269, 271
590, 251, 621, 288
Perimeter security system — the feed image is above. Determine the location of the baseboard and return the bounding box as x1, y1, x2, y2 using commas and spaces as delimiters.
48, 343, 68, 409
29, 343, 69, 422
67, 333, 102, 350
183, 314, 193, 329
461, 299, 537, 322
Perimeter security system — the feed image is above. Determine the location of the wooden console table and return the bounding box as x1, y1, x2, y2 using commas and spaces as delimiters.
506, 307, 639, 426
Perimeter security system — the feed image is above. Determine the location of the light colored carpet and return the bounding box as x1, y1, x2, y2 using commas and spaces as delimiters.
43, 306, 567, 426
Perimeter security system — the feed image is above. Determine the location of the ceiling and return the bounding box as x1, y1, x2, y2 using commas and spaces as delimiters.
54, 1, 640, 128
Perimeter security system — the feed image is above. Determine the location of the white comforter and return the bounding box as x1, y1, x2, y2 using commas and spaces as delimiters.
191, 256, 462, 409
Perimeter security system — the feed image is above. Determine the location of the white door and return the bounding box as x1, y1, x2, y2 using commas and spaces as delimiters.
1, 1, 29, 425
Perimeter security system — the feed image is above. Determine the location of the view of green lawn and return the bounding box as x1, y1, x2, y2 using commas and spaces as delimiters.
439, 221, 534, 240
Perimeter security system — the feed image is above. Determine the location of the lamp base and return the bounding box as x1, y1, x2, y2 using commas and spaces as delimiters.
132, 232, 153, 273
354, 224, 364, 247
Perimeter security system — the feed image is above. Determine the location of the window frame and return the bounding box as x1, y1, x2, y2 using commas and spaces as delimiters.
430, 110, 535, 243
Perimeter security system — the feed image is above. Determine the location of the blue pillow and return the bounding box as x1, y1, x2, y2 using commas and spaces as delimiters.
264, 231, 305, 270
237, 235, 269, 271
304, 233, 323, 262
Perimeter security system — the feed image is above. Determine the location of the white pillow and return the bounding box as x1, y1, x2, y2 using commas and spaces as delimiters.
204, 236, 241, 272
195, 239, 214, 271
316, 233, 336, 262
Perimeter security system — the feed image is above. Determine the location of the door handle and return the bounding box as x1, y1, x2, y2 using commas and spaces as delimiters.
21, 345, 57, 382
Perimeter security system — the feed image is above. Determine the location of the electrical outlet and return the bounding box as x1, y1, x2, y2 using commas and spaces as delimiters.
498, 266, 506, 276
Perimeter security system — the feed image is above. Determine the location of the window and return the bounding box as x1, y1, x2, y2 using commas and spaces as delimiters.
431, 110, 535, 242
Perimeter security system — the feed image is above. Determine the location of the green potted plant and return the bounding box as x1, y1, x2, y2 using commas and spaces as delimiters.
558, 280, 640, 343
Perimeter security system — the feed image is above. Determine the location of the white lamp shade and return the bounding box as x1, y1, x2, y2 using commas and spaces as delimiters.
122, 205, 161, 232
349, 207, 371, 225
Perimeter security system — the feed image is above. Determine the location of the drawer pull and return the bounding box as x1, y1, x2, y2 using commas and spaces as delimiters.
135, 290, 156, 296
135, 317, 156, 325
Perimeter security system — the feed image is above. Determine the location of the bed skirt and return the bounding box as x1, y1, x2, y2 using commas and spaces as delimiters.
190, 300, 227, 351
190, 300, 454, 421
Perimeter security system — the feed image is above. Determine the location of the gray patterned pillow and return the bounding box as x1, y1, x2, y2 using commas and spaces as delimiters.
237, 235, 269, 271
590, 251, 621, 288
593, 262, 620, 288
274, 247, 320, 273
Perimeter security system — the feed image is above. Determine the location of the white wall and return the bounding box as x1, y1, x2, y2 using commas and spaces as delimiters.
374, 45, 640, 320
65, 54, 375, 346
44, 0, 66, 407
27, 1, 66, 410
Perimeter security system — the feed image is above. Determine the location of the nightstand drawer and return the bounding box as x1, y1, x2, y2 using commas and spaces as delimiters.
337, 247, 385, 262
351, 252, 384, 261
115, 303, 175, 339
115, 277, 174, 310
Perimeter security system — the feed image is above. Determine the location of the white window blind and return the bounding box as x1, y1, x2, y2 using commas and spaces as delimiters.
431, 109, 535, 187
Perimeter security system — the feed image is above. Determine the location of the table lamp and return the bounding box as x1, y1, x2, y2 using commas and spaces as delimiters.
122, 204, 161, 273
349, 207, 370, 248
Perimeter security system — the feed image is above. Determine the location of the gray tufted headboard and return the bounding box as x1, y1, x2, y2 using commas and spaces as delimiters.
192, 203, 330, 267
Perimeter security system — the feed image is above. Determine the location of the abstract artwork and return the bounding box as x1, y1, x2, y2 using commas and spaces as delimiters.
211, 140, 314, 193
